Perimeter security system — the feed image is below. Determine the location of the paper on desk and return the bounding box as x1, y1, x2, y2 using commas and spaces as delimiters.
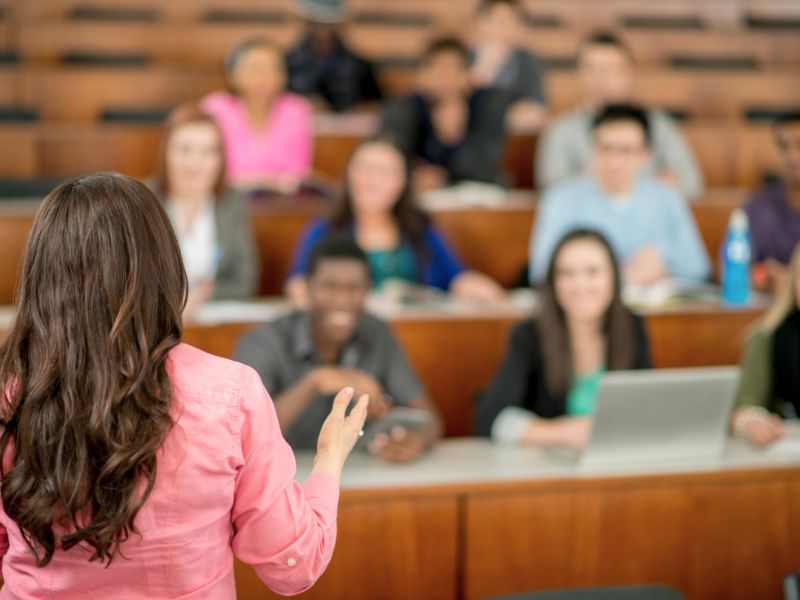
622, 279, 719, 308
420, 182, 509, 211
190, 301, 289, 325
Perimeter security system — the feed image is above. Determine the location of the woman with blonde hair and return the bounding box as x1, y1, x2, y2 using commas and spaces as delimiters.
732, 243, 800, 446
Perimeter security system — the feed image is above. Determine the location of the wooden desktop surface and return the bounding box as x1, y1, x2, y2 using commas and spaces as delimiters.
234, 433, 800, 600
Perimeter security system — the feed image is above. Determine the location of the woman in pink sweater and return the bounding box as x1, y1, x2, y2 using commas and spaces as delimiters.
0, 173, 366, 599
202, 38, 314, 194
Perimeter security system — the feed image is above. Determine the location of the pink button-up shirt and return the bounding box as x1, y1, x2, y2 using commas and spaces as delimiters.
0, 343, 338, 599
200, 91, 313, 183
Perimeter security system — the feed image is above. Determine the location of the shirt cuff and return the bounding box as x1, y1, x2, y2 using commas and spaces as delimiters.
491, 406, 537, 445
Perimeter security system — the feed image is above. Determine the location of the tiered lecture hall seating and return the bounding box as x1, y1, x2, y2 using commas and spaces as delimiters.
0, 2, 799, 599
0, 0, 797, 185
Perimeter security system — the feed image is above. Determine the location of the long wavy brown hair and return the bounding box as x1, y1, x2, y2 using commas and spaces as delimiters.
0, 173, 187, 566
537, 229, 636, 397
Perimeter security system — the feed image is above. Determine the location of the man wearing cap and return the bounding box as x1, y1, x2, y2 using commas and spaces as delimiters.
287, 0, 383, 112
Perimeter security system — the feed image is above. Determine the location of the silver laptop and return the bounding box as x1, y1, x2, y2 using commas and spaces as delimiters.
576, 367, 739, 469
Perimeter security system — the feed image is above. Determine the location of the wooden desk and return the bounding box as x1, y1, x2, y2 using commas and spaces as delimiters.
233, 436, 800, 600
178, 295, 765, 437
0, 191, 745, 299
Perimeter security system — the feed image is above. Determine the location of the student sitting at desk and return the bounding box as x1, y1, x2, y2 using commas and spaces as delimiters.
152, 105, 258, 316
529, 103, 711, 286
201, 37, 313, 194
236, 235, 442, 462
536, 31, 703, 199
286, 0, 383, 112
732, 243, 800, 446
379, 36, 511, 191
470, 0, 548, 131
742, 113, 800, 292
285, 137, 504, 306
477, 229, 651, 448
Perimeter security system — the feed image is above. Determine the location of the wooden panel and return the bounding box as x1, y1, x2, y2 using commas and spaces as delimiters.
0, 68, 23, 105
23, 68, 221, 122
570, 487, 688, 589
434, 207, 534, 288
645, 308, 759, 367
0, 127, 39, 177
40, 125, 161, 177
234, 497, 459, 600
312, 134, 362, 180
687, 480, 795, 599
735, 124, 783, 188
465, 491, 575, 600
463, 473, 800, 600
249, 201, 326, 295
390, 317, 515, 436
790, 480, 800, 575
0, 213, 34, 303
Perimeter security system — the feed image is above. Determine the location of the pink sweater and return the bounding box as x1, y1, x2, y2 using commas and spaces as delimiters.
201, 91, 313, 183
0, 344, 338, 599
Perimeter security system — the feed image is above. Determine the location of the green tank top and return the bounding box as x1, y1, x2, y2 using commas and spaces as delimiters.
566, 368, 606, 416
366, 244, 418, 289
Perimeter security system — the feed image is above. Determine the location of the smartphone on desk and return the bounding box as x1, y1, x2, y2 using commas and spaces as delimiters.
359, 407, 434, 448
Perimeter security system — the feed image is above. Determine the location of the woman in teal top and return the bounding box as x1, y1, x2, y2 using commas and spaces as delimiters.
476, 229, 651, 448
567, 368, 606, 416
285, 136, 504, 304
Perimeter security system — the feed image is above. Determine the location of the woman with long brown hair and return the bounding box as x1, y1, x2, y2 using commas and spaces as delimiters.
153, 104, 258, 315
285, 136, 504, 306
475, 229, 651, 448
0, 173, 366, 598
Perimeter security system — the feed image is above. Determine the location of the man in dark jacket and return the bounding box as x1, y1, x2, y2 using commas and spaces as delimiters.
287, 0, 383, 112
379, 37, 512, 191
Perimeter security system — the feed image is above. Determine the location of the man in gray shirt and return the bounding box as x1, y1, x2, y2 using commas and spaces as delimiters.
536, 32, 704, 200
235, 235, 441, 462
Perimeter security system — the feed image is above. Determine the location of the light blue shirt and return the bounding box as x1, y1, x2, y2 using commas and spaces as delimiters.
529, 174, 711, 283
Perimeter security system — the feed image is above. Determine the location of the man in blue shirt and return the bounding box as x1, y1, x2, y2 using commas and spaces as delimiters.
529, 103, 711, 285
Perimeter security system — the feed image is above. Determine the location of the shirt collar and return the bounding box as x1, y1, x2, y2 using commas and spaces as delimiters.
291, 311, 364, 367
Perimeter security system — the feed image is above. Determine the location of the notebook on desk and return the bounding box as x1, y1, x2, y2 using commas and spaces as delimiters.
550, 367, 739, 469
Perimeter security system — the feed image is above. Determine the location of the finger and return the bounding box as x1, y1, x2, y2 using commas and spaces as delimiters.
344, 394, 369, 433
330, 387, 355, 419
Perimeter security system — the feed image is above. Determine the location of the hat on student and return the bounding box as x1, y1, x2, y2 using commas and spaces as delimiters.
291, 0, 349, 23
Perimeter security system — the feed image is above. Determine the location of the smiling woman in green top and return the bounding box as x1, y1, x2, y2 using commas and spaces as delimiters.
732, 243, 800, 446
476, 229, 651, 449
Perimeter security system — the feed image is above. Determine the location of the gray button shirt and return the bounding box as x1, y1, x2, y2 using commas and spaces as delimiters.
234, 311, 425, 449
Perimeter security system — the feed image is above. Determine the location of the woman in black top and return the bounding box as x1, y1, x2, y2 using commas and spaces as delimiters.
476, 229, 651, 448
